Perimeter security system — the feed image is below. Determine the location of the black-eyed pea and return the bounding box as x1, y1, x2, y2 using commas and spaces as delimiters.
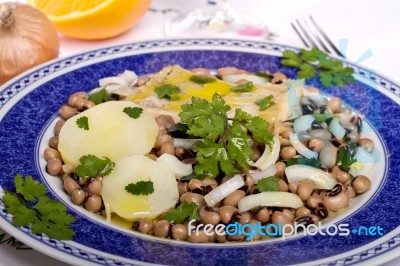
180, 192, 205, 207
219, 206, 239, 224
64, 177, 80, 195
188, 229, 209, 243
87, 179, 102, 195
199, 206, 220, 226
155, 115, 175, 129
48, 136, 59, 149
85, 195, 102, 212
271, 211, 292, 233
358, 138, 374, 153
154, 220, 170, 238
288, 182, 298, 194
178, 182, 188, 196
171, 224, 188, 240
307, 193, 322, 209
67, 92, 86, 107
345, 185, 356, 199
255, 207, 270, 223
308, 138, 324, 152
280, 146, 296, 159
327, 97, 342, 113
159, 141, 175, 156
54, 119, 65, 136
59, 105, 77, 120
238, 211, 252, 224
47, 158, 62, 176
352, 175, 371, 194
275, 162, 286, 177
297, 180, 315, 201
71, 188, 85, 205
136, 218, 153, 234
322, 192, 349, 212
295, 207, 311, 217
281, 209, 295, 222
278, 179, 289, 192
223, 190, 245, 207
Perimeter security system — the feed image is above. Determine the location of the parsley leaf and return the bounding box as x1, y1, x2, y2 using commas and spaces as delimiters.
123, 107, 143, 119
15, 174, 46, 201
285, 157, 321, 168
336, 146, 357, 172
231, 82, 253, 93
179, 94, 274, 178
190, 75, 216, 84
88, 88, 110, 105
194, 140, 236, 177
255, 72, 273, 81
76, 116, 89, 130
180, 94, 230, 141
125, 180, 154, 196
234, 109, 273, 147
74, 155, 115, 179
164, 202, 200, 224
2, 174, 75, 240
256, 176, 280, 192
281, 48, 355, 87
313, 114, 338, 123
255, 95, 275, 111
154, 84, 180, 100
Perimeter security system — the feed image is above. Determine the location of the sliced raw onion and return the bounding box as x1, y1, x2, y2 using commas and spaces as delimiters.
302, 87, 326, 106
328, 118, 346, 140
253, 136, 280, 170
290, 133, 318, 159
285, 165, 337, 189
99, 70, 138, 87
349, 147, 376, 178
204, 175, 245, 207
156, 154, 192, 179
173, 138, 201, 149
222, 74, 268, 85
293, 115, 315, 133
99, 77, 129, 87
238, 192, 304, 212
251, 165, 278, 183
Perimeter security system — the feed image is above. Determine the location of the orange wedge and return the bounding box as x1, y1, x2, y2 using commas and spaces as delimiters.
28, 0, 151, 40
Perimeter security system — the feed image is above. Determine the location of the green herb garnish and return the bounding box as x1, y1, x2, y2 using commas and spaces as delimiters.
255, 95, 275, 111
231, 82, 253, 93
74, 155, 115, 179
88, 88, 110, 104
190, 75, 216, 84
123, 107, 143, 119
285, 157, 321, 168
76, 116, 89, 130
336, 146, 357, 172
313, 114, 338, 123
255, 72, 273, 81
125, 180, 154, 196
256, 176, 280, 192
2, 174, 75, 240
154, 84, 180, 100
179, 93, 273, 178
281, 48, 355, 87
164, 202, 200, 224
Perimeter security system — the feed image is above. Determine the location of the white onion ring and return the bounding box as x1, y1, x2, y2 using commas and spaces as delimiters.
222, 74, 268, 85
293, 115, 315, 133
251, 165, 278, 183
328, 118, 346, 140
156, 154, 192, 179
253, 136, 280, 170
204, 175, 245, 207
290, 133, 318, 159
173, 138, 201, 149
238, 192, 304, 212
285, 165, 337, 189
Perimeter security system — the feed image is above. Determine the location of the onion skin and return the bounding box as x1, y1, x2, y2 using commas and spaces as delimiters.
0, 3, 59, 85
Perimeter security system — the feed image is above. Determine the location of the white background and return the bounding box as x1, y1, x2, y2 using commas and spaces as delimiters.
0, 0, 399, 265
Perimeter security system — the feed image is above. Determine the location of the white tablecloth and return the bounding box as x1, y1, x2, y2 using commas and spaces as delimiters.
0, 0, 399, 265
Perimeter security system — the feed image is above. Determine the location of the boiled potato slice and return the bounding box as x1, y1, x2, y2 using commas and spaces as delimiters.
101, 155, 179, 220
58, 101, 158, 167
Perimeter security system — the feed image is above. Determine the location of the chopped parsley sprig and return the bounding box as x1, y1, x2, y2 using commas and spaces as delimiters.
125, 180, 154, 196
2, 174, 75, 240
281, 48, 355, 87
179, 93, 273, 178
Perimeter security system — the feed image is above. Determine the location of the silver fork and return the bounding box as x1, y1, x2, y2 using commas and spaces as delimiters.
291, 16, 345, 58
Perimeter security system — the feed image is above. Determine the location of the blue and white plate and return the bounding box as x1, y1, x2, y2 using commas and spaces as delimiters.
0, 39, 399, 265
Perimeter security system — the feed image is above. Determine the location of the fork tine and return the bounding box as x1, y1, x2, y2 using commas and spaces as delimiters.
291, 22, 310, 48
309, 16, 345, 57
295, 19, 318, 48
302, 18, 331, 54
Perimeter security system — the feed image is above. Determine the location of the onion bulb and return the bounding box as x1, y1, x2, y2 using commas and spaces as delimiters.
0, 3, 59, 85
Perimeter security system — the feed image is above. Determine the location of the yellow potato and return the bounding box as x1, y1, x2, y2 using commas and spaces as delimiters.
58, 101, 158, 167
101, 155, 179, 220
